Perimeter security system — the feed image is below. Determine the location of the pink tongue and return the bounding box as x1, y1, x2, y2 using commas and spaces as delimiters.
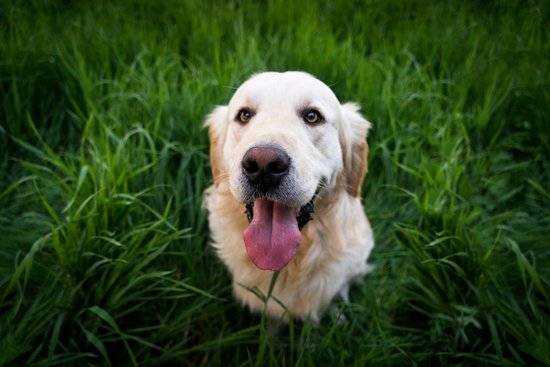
243, 199, 301, 271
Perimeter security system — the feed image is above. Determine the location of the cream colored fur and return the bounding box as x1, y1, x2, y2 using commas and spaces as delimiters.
203, 71, 374, 321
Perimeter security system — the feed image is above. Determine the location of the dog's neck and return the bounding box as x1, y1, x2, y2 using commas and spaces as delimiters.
213, 180, 354, 230
210, 182, 360, 283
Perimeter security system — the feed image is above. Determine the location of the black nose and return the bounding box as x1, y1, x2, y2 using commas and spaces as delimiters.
241, 145, 290, 191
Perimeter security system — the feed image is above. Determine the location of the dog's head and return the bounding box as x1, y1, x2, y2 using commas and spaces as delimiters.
206, 71, 370, 271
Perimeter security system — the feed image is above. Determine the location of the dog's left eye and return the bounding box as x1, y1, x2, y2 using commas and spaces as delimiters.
303, 109, 324, 124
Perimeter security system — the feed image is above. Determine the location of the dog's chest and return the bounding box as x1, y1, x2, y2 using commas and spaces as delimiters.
209, 214, 347, 318
205, 186, 373, 319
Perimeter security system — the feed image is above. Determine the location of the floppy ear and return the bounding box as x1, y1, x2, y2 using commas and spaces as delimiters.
340, 102, 371, 197
204, 106, 228, 186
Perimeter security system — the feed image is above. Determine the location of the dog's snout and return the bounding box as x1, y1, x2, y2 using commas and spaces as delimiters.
242, 146, 290, 190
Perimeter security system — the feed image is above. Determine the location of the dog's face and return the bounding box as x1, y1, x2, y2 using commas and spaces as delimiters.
226, 72, 343, 207
206, 71, 370, 271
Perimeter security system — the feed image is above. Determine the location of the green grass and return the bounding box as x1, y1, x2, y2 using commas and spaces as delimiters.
1, 0, 549, 365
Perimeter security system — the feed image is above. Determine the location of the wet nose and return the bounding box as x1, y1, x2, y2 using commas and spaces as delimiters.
241, 145, 290, 191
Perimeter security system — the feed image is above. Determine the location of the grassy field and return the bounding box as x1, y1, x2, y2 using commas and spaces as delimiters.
1, 0, 549, 365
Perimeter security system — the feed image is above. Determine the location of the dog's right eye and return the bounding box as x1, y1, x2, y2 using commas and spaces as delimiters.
235, 108, 254, 124
302, 108, 324, 125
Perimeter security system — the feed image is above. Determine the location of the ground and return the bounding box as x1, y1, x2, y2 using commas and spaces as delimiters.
0, 0, 549, 365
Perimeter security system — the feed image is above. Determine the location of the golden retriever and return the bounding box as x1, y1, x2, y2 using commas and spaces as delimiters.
203, 71, 374, 321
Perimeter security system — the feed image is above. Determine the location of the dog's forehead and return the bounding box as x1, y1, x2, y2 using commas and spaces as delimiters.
229, 72, 340, 108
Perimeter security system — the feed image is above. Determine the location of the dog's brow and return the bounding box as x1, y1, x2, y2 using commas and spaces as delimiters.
243, 96, 256, 107
296, 101, 314, 111
297, 102, 325, 115
232, 95, 257, 113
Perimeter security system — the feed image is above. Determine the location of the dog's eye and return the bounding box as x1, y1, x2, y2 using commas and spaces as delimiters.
303, 109, 323, 124
236, 108, 254, 124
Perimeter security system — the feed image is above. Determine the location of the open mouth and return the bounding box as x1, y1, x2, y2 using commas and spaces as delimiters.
242, 197, 315, 271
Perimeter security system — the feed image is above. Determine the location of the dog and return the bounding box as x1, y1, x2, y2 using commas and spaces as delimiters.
203, 71, 374, 321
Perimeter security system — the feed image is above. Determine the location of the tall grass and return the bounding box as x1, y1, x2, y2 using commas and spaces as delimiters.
1, 0, 548, 365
